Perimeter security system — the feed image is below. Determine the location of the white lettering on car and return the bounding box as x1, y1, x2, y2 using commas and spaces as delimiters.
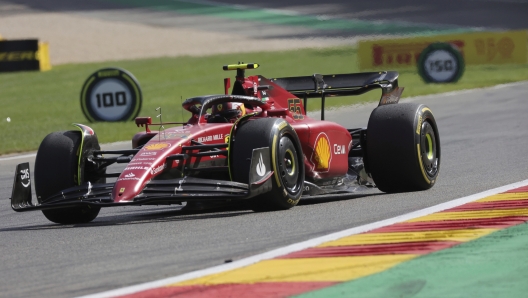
20, 169, 30, 188
140, 152, 157, 156
333, 144, 346, 155
150, 164, 166, 175
124, 166, 149, 171
197, 134, 223, 143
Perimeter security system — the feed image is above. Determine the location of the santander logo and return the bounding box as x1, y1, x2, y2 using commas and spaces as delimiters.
150, 164, 166, 175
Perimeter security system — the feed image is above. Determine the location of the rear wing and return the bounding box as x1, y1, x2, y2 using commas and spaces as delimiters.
269, 71, 403, 120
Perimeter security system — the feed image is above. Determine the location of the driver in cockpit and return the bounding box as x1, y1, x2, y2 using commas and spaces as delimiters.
207, 102, 246, 123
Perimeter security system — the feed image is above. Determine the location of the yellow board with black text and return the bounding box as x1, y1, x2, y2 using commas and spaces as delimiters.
0, 39, 51, 72
358, 30, 527, 71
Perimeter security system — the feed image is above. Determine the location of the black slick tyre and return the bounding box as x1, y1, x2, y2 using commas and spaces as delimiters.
231, 118, 304, 211
366, 103, 440, 192
34, 131, 101, 224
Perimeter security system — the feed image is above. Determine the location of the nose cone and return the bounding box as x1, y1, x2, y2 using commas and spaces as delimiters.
112, 174, 146, 202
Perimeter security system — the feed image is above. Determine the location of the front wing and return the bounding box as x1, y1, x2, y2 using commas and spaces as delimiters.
10, 148, 273, 212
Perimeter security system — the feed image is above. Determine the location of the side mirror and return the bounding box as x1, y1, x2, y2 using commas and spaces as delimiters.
135, 117, 152, 132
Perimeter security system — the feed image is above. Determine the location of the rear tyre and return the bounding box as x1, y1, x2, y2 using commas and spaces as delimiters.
231, 118, 304, 211
34, 131, 101, 224
366, 103, 440, 192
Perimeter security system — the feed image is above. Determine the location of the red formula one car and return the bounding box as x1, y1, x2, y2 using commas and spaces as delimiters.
10, 63, 440, 224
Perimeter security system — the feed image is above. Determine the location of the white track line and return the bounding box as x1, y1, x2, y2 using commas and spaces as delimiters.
78, 178, 528, 298
0, 153, 36, 162
0, 141, 129, 162
403, 80, 528, 102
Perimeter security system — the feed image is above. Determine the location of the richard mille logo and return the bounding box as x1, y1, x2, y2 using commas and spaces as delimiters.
256, 153, 266, 177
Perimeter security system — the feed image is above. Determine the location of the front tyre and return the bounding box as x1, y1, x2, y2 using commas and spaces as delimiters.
366, 103, 441, 192
231, 118, 305, 211
34, 131, 101, 224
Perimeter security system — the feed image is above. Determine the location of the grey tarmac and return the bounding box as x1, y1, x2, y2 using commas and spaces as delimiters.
0, 1, 527, 296
1, 83, 527, 297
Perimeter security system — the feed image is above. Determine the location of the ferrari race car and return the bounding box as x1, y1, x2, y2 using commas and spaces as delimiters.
10, 63, 440, 224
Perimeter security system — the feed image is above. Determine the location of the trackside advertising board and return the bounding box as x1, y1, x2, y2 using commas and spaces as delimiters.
358, 30, 527, 71
0, 39, 51, 72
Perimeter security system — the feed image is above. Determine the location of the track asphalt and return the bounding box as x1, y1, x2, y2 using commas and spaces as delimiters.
1, 82, 527, 298
1, 1, 527, 297
4, 0, 527, 64
105, 0, 474, 36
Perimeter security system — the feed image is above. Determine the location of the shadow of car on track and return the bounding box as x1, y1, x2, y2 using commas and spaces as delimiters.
0, 208, 252, 231
2, 192, 381, 231
298, 192, 381, 206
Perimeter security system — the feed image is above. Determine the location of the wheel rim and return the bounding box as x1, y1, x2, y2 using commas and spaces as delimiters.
278, 135, 301, 193
420, 120, 439, 177
284, 149, 296, 176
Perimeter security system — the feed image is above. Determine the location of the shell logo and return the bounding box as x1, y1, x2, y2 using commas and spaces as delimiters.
311, 133, 331, 171
145, 143, 170, 150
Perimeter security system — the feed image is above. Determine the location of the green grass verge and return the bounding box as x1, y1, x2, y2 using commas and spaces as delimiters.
0, 46, 527, 155
297, 223, 528, 298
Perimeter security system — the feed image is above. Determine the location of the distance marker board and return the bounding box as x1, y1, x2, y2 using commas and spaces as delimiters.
418, 42, 465, 83
80, 68, 142, 122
